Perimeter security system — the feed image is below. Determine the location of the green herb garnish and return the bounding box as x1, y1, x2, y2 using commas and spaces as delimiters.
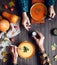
23, 46, 29, 52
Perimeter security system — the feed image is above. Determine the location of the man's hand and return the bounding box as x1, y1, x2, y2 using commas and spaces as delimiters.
9, 46, 18, 64
22, 12, 31, 31
49, 6, 56, 19
32, 31, 45, 52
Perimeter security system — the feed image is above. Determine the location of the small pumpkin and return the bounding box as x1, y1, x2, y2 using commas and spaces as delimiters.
0, 19, 10, 32
2, 11, 19, 23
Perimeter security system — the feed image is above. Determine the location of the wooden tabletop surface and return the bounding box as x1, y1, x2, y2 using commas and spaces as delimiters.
0, 0, 57, 65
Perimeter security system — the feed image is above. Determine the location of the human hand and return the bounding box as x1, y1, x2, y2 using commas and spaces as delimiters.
9, 46, 18, 64
22, 12, 31, 31
48, 6, 56, 19
32, 31, 45, 52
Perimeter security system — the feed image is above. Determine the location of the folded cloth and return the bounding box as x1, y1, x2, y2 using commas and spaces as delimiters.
6, 22, 20, 38
0, 21, 20, 59
0, 37, 11, 59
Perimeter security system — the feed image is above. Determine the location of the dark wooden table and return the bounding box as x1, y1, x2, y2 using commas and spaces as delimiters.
0, 0, 57, 65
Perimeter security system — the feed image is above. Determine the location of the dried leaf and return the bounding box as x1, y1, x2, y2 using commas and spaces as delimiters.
54, 55, 57, 61
1, 52, 7, 57
51, 43, 57, 51
9, 1, 15, 7
3, 38, 8, 42
3, 58, 7, 62
0, 16, 2, 20
0, 7, 3, 11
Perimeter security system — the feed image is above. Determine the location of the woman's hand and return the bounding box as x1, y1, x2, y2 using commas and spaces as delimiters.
32, 31, 45, 53
22, 12, 31, 31
49, 6, 56, 19
9, 46, 18, 64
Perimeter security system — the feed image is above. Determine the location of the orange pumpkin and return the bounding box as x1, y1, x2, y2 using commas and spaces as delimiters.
0, 19, 10, 32
2, 11, 19, 23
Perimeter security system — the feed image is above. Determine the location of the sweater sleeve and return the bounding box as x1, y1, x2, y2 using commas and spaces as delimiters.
17, 0, 28, 12
6, 54, 18, 65
45, 0, 55, 6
